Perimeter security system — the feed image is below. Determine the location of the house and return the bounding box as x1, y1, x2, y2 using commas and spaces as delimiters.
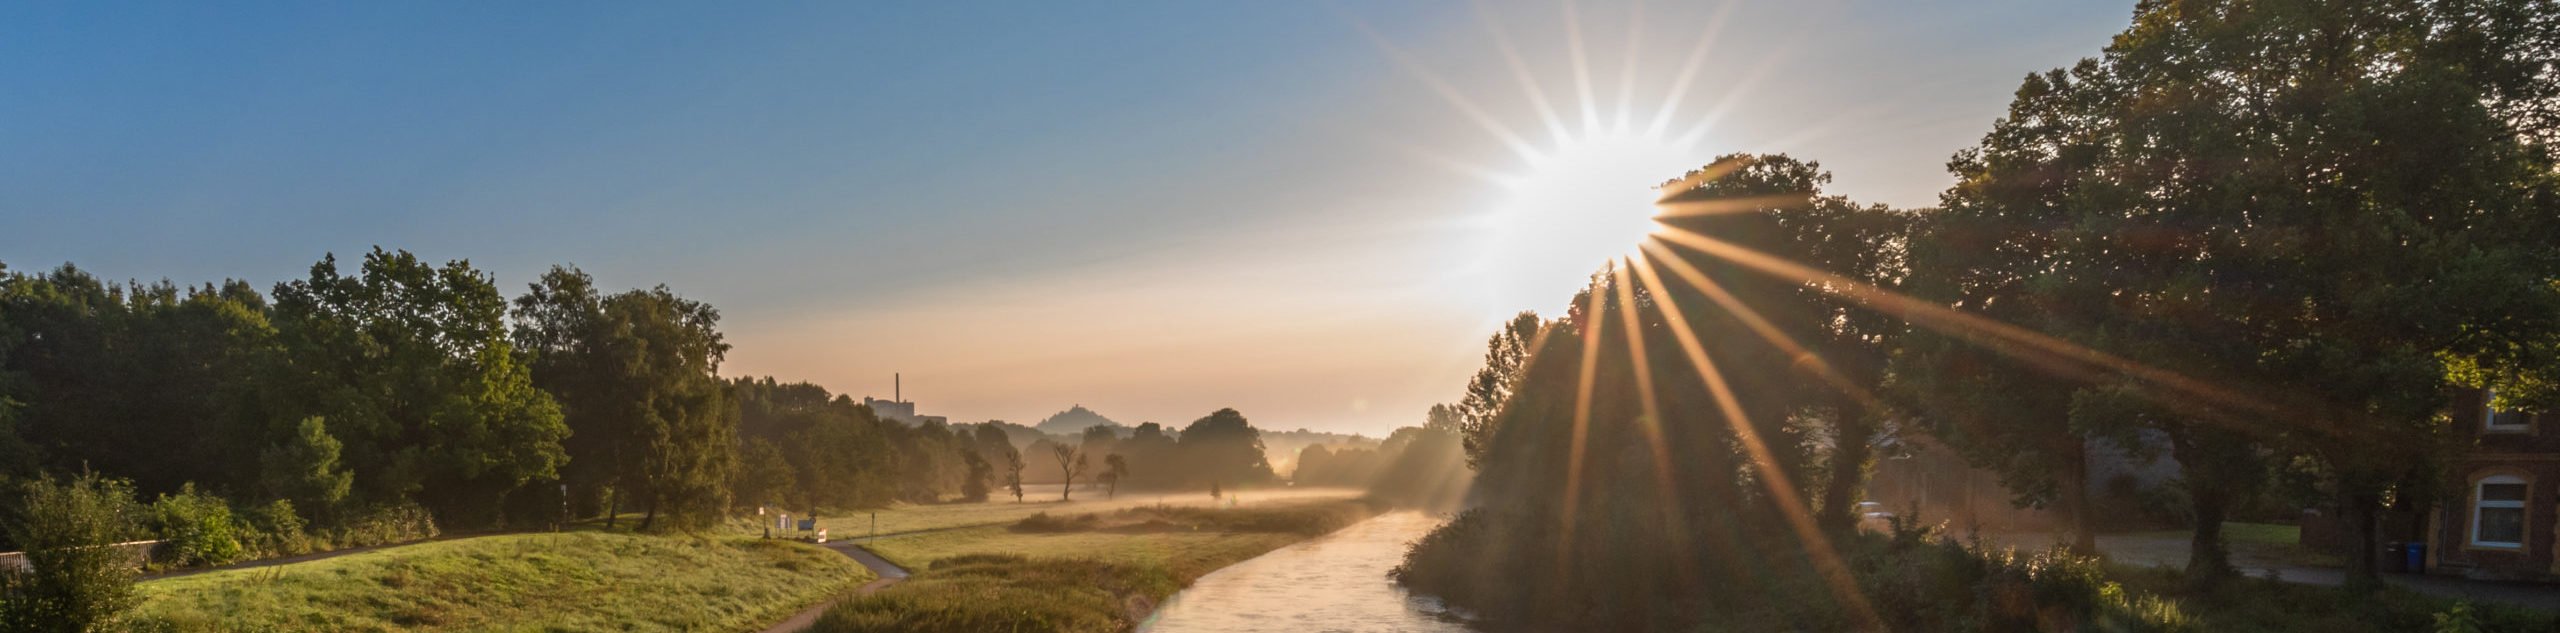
2425, 388, 2556, 580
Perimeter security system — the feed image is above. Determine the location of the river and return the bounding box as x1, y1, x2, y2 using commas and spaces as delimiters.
1140, 511, 1478, 633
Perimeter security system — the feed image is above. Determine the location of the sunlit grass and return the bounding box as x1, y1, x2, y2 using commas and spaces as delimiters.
130, 532, 867, 633
745, 486, 1364, 540
812, 499, 1379, 633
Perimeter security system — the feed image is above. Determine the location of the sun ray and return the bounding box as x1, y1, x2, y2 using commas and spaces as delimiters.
1561, 0, 1601, 135
1556, 264, 1612, 567
1645, 0, 1740, 137
1632, 241, 1883, 411
1670, 47, 1795, 149
1622, 249, 1884, 631
1612, 256, 1707, 588
1382, 140, 1523, 188
1350, 19, 1543, 163
1650, 155, 1761, 203
1470, 0, 1574, 145
1652, 192, 1819, 218
1648, 225, 2296, 427
1611, 0, 1645, 133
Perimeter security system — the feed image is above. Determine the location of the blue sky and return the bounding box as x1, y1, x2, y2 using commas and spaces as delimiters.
1, 1, 2135, 434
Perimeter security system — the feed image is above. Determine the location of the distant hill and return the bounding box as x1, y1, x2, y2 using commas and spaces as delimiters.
1033, 405, 1123, 435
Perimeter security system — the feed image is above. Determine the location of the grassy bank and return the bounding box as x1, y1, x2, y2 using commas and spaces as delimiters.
741, 486, 1363, 539
809, 498, 1380, 633
129, 531, 868, 633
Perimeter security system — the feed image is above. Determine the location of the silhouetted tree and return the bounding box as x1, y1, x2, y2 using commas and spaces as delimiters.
1457, 313, 1542, 467
1099, 454, 1128, 499
1050, 442, 1088, 501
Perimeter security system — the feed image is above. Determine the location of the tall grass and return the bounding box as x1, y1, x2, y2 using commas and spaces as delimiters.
816, 498, 1382, 632
128, 532, 865, 632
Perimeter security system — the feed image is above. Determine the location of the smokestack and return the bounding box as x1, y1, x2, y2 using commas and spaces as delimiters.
895, 373, 901, 403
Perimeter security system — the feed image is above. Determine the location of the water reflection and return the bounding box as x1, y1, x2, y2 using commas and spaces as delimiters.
1142, 511, 1477, 633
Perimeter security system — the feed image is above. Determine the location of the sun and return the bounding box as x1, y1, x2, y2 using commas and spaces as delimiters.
1480, 129, 1705, 313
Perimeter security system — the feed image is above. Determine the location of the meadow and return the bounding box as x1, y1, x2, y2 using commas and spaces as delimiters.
748, 485, 1363, 539
127, 532, 866, 633
808, 498, 1382, 633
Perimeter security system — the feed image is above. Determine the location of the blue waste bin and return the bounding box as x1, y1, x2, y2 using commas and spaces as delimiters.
2405, 541, 2425, 574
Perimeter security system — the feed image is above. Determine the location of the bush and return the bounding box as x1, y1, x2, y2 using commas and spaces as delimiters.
0, 473, 144, 633
236, 500, 315, 559
325, 503, 438, 550
145, 485, 245, 568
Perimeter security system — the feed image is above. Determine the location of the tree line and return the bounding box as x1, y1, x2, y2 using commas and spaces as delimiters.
1402, 0, 2560, 629
0, 248, 1308, 562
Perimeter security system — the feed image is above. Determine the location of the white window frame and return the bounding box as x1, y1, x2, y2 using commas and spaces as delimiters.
2485, 388, 2530, 433
2471, 475, 2528, 549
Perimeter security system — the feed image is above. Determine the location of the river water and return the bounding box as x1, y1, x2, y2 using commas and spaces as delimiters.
1141, 511, 1478, 633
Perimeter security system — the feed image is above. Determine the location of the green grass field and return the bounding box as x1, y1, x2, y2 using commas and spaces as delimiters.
747, 486, 1363, 539
130, 532, 869, 633
808, 498, 1379, 633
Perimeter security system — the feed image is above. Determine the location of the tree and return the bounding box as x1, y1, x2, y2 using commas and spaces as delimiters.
1078, 424, 1121, 483
513, 266, 736, 531
1051, 442, 1089, 501
1177, 409, 1274, 489
1657, 154, 1911, 533
0, 473, 141, 633
1004, 449, 1026, 504
958, 449, 993, 503
269, 249, 567, 527
1099, 454, 1129, 499
1923, 0, 2560, 582
1456, 313, 1543, 467
257, 416, 352, 522
731, 437, 795, 511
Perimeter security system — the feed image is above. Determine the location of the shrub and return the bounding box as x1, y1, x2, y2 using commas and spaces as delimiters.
236, 500, 315, 559
0, 473, 144, 633
146, 485, 245, 568
326, 503, 438, 550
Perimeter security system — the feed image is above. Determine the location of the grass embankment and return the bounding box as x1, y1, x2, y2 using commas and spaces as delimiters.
130, 531, 869, 633
810, 498, 1380, 633
743, 486, 1363, 539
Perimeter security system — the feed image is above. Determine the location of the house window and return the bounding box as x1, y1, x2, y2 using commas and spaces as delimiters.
2472, 475, 2528, 548
2485, 389, 2530, 432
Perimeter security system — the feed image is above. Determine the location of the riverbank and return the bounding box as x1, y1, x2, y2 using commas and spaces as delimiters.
806, 497, 1382, 633
127, 531, 868, 632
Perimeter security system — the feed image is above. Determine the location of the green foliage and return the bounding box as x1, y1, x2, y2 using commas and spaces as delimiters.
732, 437, 797, 510
144, 485, 243, 569
255, 417, 350, 522
269, 249, 568, 527
514, 267, 734, 531
324, 503, 439, 551
0, 473, 143, 633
